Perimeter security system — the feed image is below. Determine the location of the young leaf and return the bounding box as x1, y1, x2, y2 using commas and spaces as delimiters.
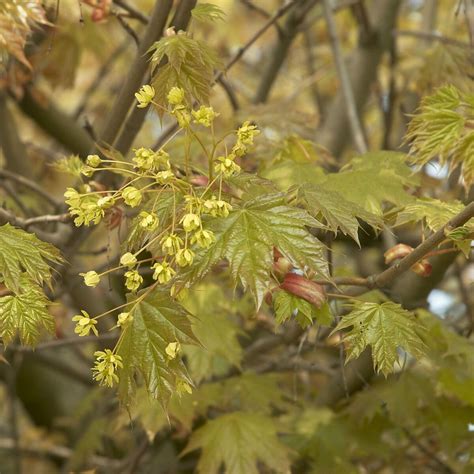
182, 411, 291, 474
0, 224, 62, 292
273, 289, 333, 328
0, 275, 55, 346
116, 288, 197, 404
297, 184, 382, 244
191, 4, 226, 23
406, 85, 474, 189
182, 193, 329, 308
321, 151, 418, 215
334, 301, 427, 376
150, 34, 221, 109
396, 198, 473, 256
181, 283, 243, 382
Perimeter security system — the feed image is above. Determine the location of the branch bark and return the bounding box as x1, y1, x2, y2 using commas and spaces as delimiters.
317, 0, 401, 157
97, 0, 173, 149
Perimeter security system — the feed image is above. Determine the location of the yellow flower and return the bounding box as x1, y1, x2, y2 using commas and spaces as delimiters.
165, 341, 180, 360
122, 186, 142, 207
176, 248, 194, 267
124, 270, 143, 292
161, 233, 183, 256
92, 349, 123, 387
167, 86, 185, 105
237, 121, 260, 145
72, 310, 98, 337
86, 154, 102, 167
191, 229, 215, 249
139, 211, 159, 231
181, 213, 201, 232
214, 154, 241, 177
97, 196, 115, 209
192, 105, 218, 127
81, 165, 95, 177
80, 270, 101, 287
120, 252, 137, 268
117, 312, 133, 327
135, 84, 155, 108
155, 169, 175, 184
151, 261, 176, 283
174, 107, 191, 128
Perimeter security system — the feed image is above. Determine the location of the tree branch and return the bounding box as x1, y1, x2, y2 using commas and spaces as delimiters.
97, 0, 173, 149
322, 0, 368, 153
317, 0, 401, 156
114, 0, 197, 156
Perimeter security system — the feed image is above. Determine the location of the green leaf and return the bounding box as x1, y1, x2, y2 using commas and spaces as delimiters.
320, 151, 418, 215
0, 275, 55, 346
182, 411, 291, 474
334, 301, 427, 376
116, 288, 197, 404
0, 224, 62, 292
297, 184, 382, 244
181, 283, 243, 382
150, 34, 221, 109
191, 3, 226, 23
396, 198, 473, 256
182, 193, 329, 308
273, 290, 333, 328
406, 85, 474, 188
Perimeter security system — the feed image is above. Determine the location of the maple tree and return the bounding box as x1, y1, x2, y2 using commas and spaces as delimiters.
0, 1, 473, 473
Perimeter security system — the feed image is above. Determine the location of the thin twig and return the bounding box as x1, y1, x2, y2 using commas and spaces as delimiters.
154, 0, 302, 149
112, 0, 149, 24
239, 0, 271, 19
322, 0, 368, 153
115, 14, 140, 46
393, 29, 472, 49
0, 169, 58, 207
8, 333, 119, 352
0, 438, 123, 470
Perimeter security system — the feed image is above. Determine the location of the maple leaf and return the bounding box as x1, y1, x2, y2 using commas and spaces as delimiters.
182, 411, 291, 474
320, 151, 418, 215
181, 283, 243, 382
273, 289, 333, 328
396, 198, 473, 256
297, 184, 382, 244
116, 288, 197, 404
0, 0, 49, 68
191, 3, 226, 23
406, 85, 474, 189
0, 224, 62, 292
334, 301, 427, 376
149, 34, 222, 110
182, 193, 329, 308
0, 275, 55, 346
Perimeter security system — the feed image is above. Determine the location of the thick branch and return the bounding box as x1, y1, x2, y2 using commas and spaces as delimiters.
322, 0, 368, 153
17, 89, 94, 156
317, 0, 401, 156
114, 0, 197, 155
0, 94, 33, 178
97, 0, 173, 149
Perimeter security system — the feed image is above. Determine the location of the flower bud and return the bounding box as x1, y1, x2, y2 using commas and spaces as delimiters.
120, 252, 137, 268
86, 154, 102, 168
384, 244, 414, 264
122, 186, 142, 207
280, 273, 326, 308
167, 87, 185, 105
80, 270, 101, 287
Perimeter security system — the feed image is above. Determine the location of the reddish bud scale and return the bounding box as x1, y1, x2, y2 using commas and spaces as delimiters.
411, 260, 433, 277
384, 243, 432, 278
384, 244, 414, 264
280, 273, 326, 308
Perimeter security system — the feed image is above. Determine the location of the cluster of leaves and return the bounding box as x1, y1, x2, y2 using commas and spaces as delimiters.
0, 0, 48, 69
0, 224, 62, 345
406, 85, 474, 189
